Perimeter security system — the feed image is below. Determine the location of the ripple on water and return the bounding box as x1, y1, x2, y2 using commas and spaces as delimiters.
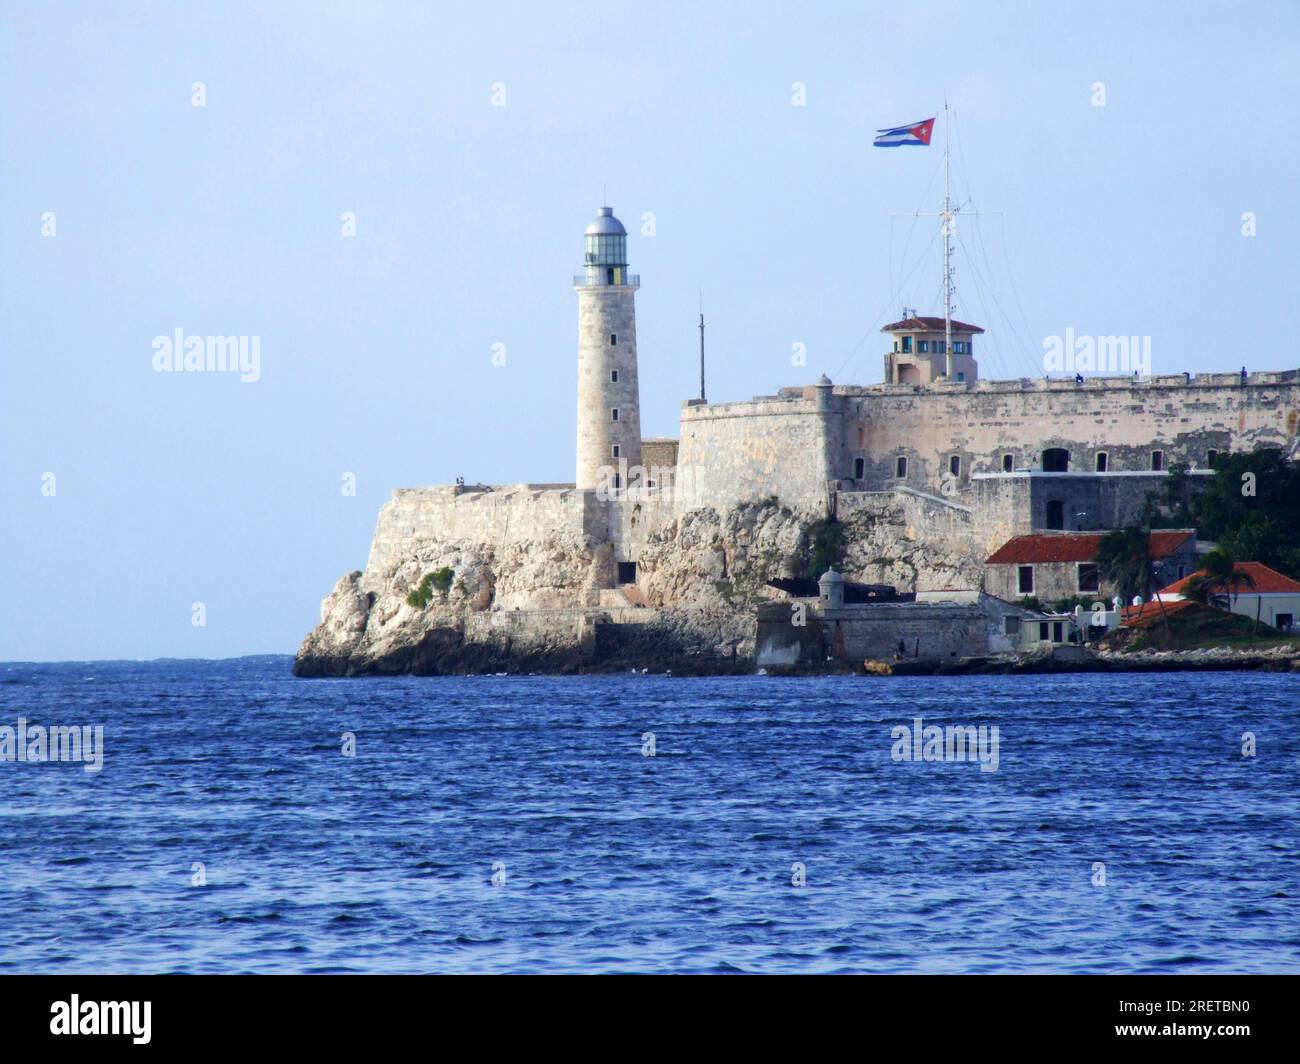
1, 662, 1298, 972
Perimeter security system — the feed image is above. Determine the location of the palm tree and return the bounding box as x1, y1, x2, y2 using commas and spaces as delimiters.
1186, 548, 1258, 631
1096, 526, 1153, 610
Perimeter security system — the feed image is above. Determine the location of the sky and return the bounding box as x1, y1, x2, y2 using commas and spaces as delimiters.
3, 0, 1298, 661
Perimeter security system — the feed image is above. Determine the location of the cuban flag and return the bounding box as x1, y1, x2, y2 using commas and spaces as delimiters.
873, 117, 935, 147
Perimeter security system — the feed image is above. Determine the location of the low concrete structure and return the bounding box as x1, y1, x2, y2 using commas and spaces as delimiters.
755, 574, 1039, 667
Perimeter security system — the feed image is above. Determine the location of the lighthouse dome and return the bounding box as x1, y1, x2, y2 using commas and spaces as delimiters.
584, 206, 627, 236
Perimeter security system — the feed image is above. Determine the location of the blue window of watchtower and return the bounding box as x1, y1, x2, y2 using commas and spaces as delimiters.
610, 333, 617, 346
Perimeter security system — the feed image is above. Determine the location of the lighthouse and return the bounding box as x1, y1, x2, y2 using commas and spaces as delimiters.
575, 206, 642, 493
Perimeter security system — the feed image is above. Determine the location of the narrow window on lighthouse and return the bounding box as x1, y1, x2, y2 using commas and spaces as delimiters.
610, 333, 617, 346
611, 408, 619, 421
612, 445, 620, 458
610, 370, 618, 382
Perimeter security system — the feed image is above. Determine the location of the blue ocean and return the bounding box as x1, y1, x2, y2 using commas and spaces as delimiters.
1, 658, 1296, 973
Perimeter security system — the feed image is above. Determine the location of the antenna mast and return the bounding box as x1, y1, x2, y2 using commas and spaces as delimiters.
698, 293, 706, 403
942, 98, 954, 379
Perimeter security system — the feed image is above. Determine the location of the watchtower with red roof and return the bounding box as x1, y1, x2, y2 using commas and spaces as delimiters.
882, 313, 983, 387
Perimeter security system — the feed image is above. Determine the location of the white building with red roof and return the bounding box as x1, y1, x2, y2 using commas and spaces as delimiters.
1157, 561, 1300, 632
984, 530, 1197, 604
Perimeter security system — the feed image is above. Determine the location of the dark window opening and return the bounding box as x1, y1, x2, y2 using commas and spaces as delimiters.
606, 267, 614, 284
949, 455, 961, 478
1038, 621, 1049, 641
1277, 613, 1294, 633
854, 457, 865, 479
1207, 449, 1219, 468
610, 333, 617, 345
1095, 452, 1108, 472
1042, 447, 1070, 472
1002, 454, 1014, 472
1018, 566, 1035, 594
1077, 563, 1100, 593
1046, 499, 1065, 530
1151, 450, 1164, 471
611, 408, 619, 421
610, 369, 618, 382
895, 456, 907, 478
617, 562, 637, 585
901, 336, 913, 353
612, 444, 620, 458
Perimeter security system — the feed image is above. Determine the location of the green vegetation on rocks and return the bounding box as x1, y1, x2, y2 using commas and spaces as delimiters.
406, 567, 454, 608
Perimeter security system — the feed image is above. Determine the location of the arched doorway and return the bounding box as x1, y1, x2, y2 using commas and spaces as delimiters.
1042, 447, 1070, 472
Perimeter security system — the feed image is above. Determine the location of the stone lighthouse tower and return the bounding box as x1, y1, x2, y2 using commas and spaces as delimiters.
575, 206, 642, 493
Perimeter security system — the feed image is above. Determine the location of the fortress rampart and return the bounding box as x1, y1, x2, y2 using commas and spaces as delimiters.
678, 371, 1300, 513
363, 485, 595, 588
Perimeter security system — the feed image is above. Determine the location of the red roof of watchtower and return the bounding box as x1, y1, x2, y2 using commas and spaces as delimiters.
882, 315, 985, 334
986, 531, 1195, 565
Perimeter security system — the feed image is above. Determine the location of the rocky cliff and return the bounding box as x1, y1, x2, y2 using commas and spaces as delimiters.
293, 492, 989, 676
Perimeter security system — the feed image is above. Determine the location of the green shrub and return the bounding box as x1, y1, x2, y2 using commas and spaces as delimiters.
406, 567, 455, 608
802, 518, 845, 581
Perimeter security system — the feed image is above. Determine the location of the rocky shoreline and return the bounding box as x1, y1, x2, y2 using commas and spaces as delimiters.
295, 632, 1300, 678
294, 495, 1299, 681
878, 645, 1300, 676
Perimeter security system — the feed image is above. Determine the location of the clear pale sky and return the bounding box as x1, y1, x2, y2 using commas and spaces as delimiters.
3, 1, 1298, 661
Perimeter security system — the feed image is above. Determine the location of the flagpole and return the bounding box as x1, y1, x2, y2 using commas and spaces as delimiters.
943, 96, 953, 379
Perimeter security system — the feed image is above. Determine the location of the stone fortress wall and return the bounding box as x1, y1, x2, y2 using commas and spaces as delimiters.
676, 370, 1300, 518
363, 485, 597, 592
365, 369, 1300, 600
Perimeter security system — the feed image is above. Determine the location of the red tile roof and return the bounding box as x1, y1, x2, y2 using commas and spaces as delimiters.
1120, 597, 1202, 628
986, 530, 1194, 565
1161, 561, 1300, 596
882, 315, 985, 334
